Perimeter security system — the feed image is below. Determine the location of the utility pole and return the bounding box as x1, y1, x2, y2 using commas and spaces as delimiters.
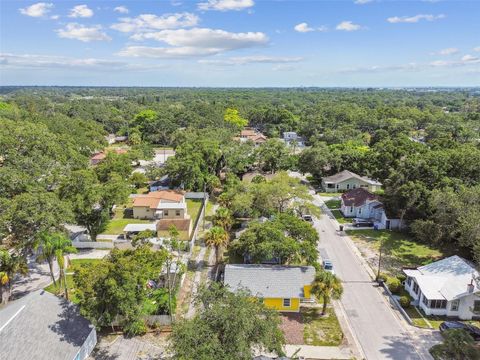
376, 238, 384, 282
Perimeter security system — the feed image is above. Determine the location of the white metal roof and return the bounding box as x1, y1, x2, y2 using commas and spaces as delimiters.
156, 202, 186, 210
123, 223, 157, 232
224, 264, 315, 298
403, 255, 479, 301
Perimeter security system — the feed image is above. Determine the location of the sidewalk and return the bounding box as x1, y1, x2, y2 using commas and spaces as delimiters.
284, 344, 352, 360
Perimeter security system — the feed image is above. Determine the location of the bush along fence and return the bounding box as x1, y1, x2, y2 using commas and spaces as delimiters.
381, 281, 414, 326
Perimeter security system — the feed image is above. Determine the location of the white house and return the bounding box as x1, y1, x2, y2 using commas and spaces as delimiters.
322, 170, 382, 193
282, 132, 305, 148
404, 255, 480, 320
340, 188, 402, 229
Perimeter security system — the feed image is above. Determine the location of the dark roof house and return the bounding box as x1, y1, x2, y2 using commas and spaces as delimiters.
0, 290, 97, 360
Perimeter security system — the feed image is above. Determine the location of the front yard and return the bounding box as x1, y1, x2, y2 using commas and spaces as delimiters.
279, 306, 344, 346
404, 306, 480, 330
324, 199, 351, 225
103, 218, 153, 235
346, 229, 445, 276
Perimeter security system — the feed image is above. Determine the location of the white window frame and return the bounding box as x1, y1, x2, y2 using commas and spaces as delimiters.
283, 298, 291, 307
451, 299, 459, 311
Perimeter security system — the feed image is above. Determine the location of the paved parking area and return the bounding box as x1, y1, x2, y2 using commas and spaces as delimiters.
90, 334, 167, 360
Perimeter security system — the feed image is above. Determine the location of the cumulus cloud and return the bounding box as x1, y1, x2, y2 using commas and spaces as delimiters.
19, 2, 53, 17
336, 21, 362, 31
435, 47, 459, 55
198, 55, 303, 65
111, 13, 199, 33
68, 4, 94, 18
387, 14, 445, 23
114, 6, 129, 14
294, 23, 314, 33
198, 0, 254, 11
118, 28, 268, 58
56, 23, 111, 42
294, 23, 328, 33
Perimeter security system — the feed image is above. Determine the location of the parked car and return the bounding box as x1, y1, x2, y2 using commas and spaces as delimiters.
439, 321, 480, 340
322, 260, 334, 274
352, 218, 374, 227
302, 214, 313, 222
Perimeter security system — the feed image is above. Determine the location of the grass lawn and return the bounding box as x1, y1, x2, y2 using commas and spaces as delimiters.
317, 192, 342, 197
325, 199, 341, 209
331, 210, 352, 224
302, 307, 343, 346
346, 229, 444, 274
102, 218, 152, 235
186, 199, 203, 224
69, 258, 102, 272
44, 274, 79, 304
406, 306, 480, 329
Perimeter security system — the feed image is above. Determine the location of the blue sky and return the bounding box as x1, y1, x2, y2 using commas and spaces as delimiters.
1, 0, 479, 86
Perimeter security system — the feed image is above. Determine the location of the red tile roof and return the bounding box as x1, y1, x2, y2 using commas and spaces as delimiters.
341, 188, 377, 207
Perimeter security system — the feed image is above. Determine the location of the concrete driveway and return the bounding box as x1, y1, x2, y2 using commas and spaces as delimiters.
12, 256, 59, 299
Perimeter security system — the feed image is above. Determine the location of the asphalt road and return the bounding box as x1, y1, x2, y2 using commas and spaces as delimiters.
313, 195, 434, 360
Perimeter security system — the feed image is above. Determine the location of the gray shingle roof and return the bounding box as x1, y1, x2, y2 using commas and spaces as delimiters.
0, 290, 95, 360
322, 170, 382, 186
224, 264, 315, 298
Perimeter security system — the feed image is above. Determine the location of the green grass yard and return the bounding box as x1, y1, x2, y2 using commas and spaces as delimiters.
44, 274, 79, 304
347, 229, 445, 275
325, 199, 341, 209
302, 307, 343, 346
331, 210, 352, 224
102, 218, 152, 235
68, 258, 102, 272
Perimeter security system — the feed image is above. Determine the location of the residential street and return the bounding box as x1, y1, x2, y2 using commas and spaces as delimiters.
312, 195, 437, 360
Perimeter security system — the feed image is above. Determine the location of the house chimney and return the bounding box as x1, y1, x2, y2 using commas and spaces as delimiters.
468, 278, 475, 293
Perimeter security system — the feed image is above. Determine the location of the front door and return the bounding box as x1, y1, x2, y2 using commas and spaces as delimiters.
386, 220, 390, 229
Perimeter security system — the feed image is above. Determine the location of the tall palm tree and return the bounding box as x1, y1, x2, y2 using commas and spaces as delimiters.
213, 207, 233, 233
311, 270, 343, 315
35, 232, 59, 286
51, 234, 77, 300
0, 250, 28, 304
204, 226, 229, 265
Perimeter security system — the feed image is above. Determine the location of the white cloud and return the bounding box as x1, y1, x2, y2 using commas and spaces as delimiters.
294, 23, 314, 33
118, 28, 268, 58
294, 23, 328, 33
343, 55, 479, 73
0, 53, 167, 71
50, 14, 59, 20
461, 54, 478, 62
114, 6, 129, 14
336, 21, 362, 31
68, 4, 94, 18
354, 0, 373, 4
19, 2, 53, 17
198, 0, 254, 11
474, 46, 480, 52
111, 13, 199, 33
387, 14, 445, 24
436, 47, 459, 55
199, 55, 303, 65
56, 23, 111, 42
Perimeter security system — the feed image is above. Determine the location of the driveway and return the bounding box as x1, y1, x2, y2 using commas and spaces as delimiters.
313, 195, 437, 360
11, 255, 59, 299
91, 334, 166, 360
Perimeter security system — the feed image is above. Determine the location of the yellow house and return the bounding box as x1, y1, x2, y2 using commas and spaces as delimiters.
224, 264, 315, 312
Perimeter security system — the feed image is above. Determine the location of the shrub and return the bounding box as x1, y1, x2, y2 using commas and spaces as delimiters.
397, 274, 406, 283
399, 295, 411, 308
377, 272, 388, 282
386, 277, 402, 294
124, 319, 147, 336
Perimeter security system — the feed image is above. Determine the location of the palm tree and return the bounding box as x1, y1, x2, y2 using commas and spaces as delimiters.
0, 250, 28, 304
51, 234, 77, 300
35, 232, 59, 286
311, 271, 343, 315
212, 207, 233, 233
204, 226, 229, 265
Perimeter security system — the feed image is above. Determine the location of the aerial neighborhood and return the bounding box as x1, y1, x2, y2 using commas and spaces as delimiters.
1, 2, 480, 358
